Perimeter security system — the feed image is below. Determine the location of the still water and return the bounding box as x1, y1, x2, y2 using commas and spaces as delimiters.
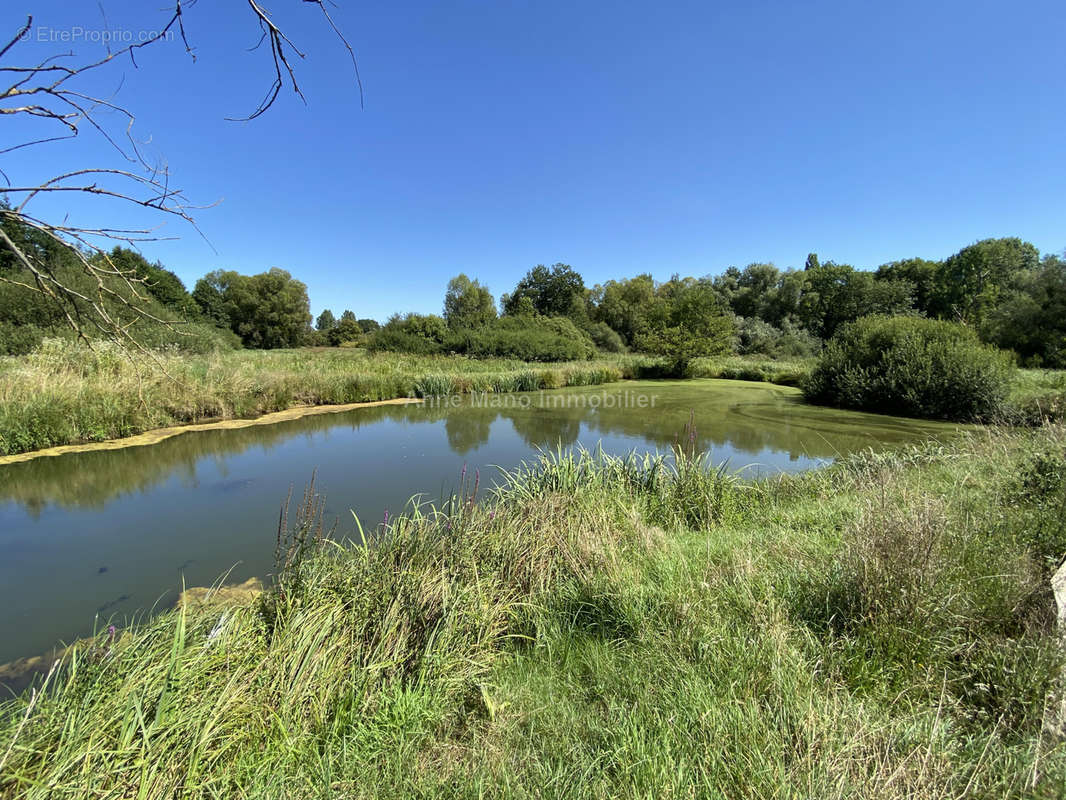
0, 380, 959, 666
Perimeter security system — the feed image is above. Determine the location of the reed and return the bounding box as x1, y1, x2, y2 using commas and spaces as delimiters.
1, 424, 1063, 798
0, 343, 641, 456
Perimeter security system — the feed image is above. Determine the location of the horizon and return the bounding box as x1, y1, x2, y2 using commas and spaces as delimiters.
5, 0, 1065, 320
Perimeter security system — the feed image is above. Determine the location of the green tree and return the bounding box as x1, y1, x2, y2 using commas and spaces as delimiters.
591, 274, 657, 346
192, 276, 229, 327
194, 268, 311, 348
328, 317, 362, 346
935, 238, 1039, 326
876, 257, 940, 316
634, 282, 735, 374
983, 253, 1066, 366
315, 309, 337, 332
88, 247, 195, 315
340, 309, 358, 324
804, 252, 820, 271
357, 318, 380, 332
502, 263, 586, 317
797, 263, 914, 339
443, 274, 496, 329
731, 263, 781, 319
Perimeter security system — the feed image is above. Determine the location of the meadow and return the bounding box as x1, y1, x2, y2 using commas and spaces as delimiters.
0, 424, 1064, 798
0, 344, 649, 457
4, 338, 1064, 458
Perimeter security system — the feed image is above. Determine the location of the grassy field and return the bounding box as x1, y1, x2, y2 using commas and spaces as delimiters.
0, 343, 651, 457
2, 340, 1063, 457
1, 425, 1063, 798
0, 342, 821, 458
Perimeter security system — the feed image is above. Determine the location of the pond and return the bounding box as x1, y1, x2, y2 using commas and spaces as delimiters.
0, 379, 960, 669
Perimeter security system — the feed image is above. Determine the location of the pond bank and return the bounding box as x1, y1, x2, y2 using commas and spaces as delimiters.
2, 425, 1063, 797
0, 347, 640, 457
0, 397, 423, 466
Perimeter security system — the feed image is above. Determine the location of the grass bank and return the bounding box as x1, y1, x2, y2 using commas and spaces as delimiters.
0, 342, 648, 457
2, 426, 1064, 798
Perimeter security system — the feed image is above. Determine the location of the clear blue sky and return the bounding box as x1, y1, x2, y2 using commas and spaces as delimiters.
5, 0, 1065, 320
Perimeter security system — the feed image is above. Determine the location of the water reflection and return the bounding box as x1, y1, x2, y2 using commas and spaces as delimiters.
0, 380, 955, 512
0, 379, 961, 666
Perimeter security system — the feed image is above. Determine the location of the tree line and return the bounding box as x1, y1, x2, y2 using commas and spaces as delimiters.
2, 205, 1063, 370
369, 238, 1065, 370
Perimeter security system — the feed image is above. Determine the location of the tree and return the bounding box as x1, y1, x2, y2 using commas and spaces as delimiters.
634, 282, 735, 375
357, 318, 380, 333
329, 317, 362, 346
340, 310, 358, 324
805, 253, 821, 271
91, 247, 194, 315
731, 263, 781, 319
195, 268, 311, 349
591, 274, 657, 346
935, 238, 1040, 326
876, 258, 940, 316
796, 262, 913, 339
443, 274, 496, 329
191, 277, 229, 327
316, 309, 338, 332
502, 264, 586, 317
983, 253, 1066, 366
0, 6, 360, 350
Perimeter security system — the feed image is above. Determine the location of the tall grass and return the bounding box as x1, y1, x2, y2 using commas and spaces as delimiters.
0, 343, 644, 456
1, 426, 1064, 797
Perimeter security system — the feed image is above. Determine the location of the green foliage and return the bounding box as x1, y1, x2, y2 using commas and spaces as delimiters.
0, 220, 234, 354
633, 282, 735, 374
443, 273, 496, 329
193, 268, 312, 349
2, 427, 1063, 797
585, 320, 626, 353
92, 247, 195, 315
935, 238, 1040, 326
982, 253, 1066, 367
451, 316, 596, 361
370, 311, 596, 361
502, 263, 586, 317
797, 262, 915, 339
315, 308, 337, 331
876, 257, 940, 315
327, 317, 362, 346
0, 321, 46, 356
590, 273, 656, 347
805, 315, 1014, 420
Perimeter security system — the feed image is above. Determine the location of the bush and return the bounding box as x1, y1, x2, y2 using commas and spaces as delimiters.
0, 321, 45, 355
371, 314, 595, 362
585, 321, 626, 353
734, 316, 780, 356
804, 316, 1014, 421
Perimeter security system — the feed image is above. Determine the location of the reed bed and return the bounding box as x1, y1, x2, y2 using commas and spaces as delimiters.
0, 342, 649, 456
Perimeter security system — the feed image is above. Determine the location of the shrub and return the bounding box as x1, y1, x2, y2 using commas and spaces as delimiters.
0, 321, 45, 355
734, 316, 781, 356
373, 314, 595, 362
585, 321, 626, 353
804, 316, 1014, 421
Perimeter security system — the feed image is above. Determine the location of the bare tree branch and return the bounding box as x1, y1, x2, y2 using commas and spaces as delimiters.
0, 2, 361, 351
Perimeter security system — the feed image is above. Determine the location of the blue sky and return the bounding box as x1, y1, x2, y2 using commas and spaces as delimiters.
5, 0, 1065, 320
